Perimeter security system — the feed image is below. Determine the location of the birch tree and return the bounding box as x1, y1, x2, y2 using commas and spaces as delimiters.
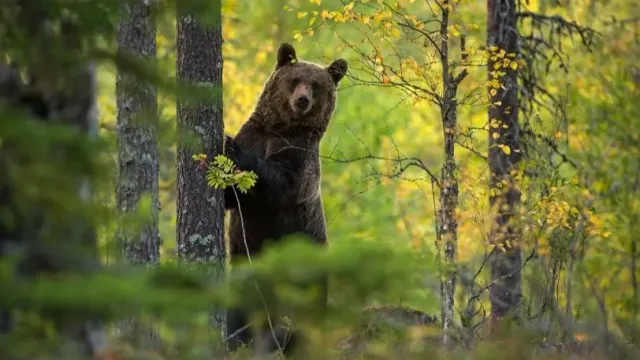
296, 0, 472, 347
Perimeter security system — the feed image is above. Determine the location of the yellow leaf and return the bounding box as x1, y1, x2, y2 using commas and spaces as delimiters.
500, 145, 511, 155
321, 10, 331, 19
309, 16, 317, 26
448, 25, 460, 37
345, 1, 355, 11
362, 15, 370, 24
602, 230, 611, 238
510, 62, 518, 70
382, 75, 390, 84
492, 132, 500, 139
297, 12, 308, 18
294, 32, 303, 42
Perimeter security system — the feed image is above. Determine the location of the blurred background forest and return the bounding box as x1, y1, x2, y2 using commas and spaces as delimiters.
1, 0, 639, 359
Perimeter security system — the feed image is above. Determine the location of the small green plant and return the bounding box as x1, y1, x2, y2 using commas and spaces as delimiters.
193, 153, 257, 193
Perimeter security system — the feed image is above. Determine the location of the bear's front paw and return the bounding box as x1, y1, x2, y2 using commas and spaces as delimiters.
224, 134, 234, 152
224, 135, 253, 170
224, 135, 238, 160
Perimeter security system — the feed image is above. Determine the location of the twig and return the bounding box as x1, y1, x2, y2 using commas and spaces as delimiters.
468, 249, 536, 305
231, 187, 284, 354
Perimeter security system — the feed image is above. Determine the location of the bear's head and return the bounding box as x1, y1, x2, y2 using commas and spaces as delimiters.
253, 43, 348, 133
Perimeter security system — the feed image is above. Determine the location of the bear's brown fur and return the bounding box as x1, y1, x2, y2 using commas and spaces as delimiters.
223, 43, 348, 356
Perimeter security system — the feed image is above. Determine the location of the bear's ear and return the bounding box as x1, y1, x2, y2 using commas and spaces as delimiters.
276, 43, 297, 69
326, 59, 348, 85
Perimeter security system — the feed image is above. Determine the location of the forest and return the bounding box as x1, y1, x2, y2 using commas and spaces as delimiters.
0, 0, 639, 359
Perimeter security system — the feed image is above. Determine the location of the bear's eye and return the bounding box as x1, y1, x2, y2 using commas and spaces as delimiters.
291, 78, 301, 88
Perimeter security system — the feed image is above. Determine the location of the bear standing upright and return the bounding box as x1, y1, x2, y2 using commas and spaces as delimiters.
223, 43, 348, 355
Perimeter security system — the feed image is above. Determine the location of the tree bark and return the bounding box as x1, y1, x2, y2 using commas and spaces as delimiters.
116, 0, 160, 266
438, 5, 466, 348
487, 0, 523, 331
115, 0, 161, 348
175, 1, 226, 332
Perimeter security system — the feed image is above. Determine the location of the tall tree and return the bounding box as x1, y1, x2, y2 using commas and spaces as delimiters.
309, 0, 469, 347
438, 4, 468, 347
175, 0, 226, 331
487, 0, 523, 330
114, 0, 160, 347
0, 10, 108, 357
115, 0, 160, 266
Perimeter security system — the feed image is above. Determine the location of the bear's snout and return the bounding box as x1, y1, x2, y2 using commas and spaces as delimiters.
291, 82, 313, 115
295, 95, 310, 111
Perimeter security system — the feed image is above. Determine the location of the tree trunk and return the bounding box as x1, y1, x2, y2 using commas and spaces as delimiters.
487, 0, 523, 331
438, 5, 464, 348
116, 0, 160, 266
115, 0, 160, 347
175, 1, 226, 332
439, 94, 459, 348
0, 18, 108, 357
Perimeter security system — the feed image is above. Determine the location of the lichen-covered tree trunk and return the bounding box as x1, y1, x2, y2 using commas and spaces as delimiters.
439, 94, 459, 348
438, 6, 464, 348
487, 0, 523, 330
115, 0, 160, 347
176, 1, 226, 332
116, 0, 160, 266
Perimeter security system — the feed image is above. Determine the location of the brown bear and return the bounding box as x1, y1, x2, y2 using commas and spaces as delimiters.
223, 43, 348, 356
